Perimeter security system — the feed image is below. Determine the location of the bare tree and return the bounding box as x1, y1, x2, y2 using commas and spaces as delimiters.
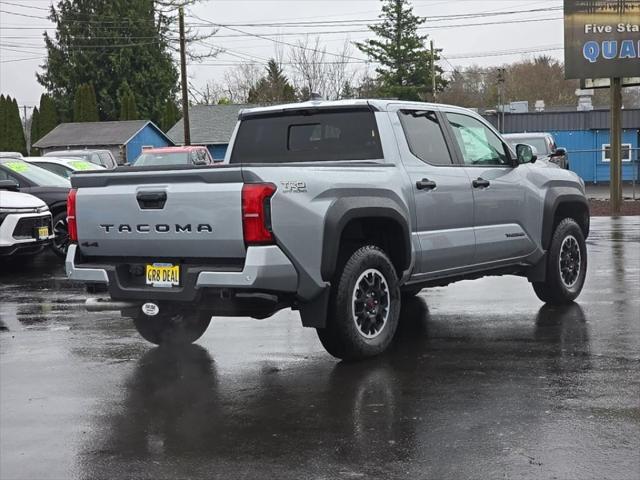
289, 36, 358, 100
223, 63, 263, 103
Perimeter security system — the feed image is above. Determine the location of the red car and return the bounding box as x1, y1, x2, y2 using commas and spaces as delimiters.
133, 146, 215, 167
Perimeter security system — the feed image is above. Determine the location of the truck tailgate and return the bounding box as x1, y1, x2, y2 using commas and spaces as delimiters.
72, 168, 246, 259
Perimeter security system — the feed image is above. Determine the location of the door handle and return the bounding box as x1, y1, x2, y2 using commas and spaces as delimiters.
416, 178, 437, 190
472, 178, 490, 189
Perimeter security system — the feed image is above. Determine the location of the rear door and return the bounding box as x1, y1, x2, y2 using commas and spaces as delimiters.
390, 106, 475, 274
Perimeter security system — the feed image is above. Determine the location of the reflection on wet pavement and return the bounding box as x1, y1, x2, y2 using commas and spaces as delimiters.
1, 217, 639, 480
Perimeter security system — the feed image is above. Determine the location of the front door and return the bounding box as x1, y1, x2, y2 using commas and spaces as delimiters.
390, 107, 475, 275
443, 112, 536, 265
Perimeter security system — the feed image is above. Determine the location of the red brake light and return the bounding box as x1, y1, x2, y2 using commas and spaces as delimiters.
242, 183, 276, 245
67, 188, 78, 243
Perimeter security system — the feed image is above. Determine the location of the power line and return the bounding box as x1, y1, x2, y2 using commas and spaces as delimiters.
0, 0, 50, 11
187, 15, 562, 38
188, 6, 562, 28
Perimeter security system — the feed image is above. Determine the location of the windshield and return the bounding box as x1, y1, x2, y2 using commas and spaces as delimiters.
1, 160, 70, 187
505, 137, 550, 155
134, 152, 190, 166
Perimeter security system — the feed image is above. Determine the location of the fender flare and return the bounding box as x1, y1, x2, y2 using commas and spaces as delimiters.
320, 195, 412, 282
541, 187, 590, 250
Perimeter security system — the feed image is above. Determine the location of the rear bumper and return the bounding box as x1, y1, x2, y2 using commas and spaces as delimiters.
65, 244, 298, 300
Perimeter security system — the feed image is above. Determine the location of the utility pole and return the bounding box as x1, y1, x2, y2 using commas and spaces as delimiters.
497, 68, 506, 133
430, 40, 436, 102
179, 6, 191, 146
610, 77, 622, 215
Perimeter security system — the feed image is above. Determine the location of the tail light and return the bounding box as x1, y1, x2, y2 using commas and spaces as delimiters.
67, 188, 78, 243
242, 183, 276, 245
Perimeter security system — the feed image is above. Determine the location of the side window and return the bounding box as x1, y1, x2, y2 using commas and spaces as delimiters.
99, 152, 114, 167
446, 113, 510, 166
398, 110, 453, 166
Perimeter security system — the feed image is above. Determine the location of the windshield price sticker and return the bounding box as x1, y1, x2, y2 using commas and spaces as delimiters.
68, 160, 95, 171
4, 161, 29, 173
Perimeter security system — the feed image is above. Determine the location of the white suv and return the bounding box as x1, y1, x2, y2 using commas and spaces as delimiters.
0, 181, 54, 257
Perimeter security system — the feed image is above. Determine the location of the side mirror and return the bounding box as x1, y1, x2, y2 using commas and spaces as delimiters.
551, 147, 567, 157
516, 144, 538, 164
0, 179, 20, 191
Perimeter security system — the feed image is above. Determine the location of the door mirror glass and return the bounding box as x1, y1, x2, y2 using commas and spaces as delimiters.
516, 144, 538, 164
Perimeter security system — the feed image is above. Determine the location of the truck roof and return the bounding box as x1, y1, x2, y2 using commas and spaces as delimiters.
142, 146, 208, 153
239, 99, 473, 118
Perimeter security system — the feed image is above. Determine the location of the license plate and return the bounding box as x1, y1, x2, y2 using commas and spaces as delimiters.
37, 226, 49, 240
145, 263, 180, 288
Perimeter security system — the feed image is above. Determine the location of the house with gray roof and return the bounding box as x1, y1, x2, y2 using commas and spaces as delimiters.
33, 120, 173, 164
167, 104, 256, 160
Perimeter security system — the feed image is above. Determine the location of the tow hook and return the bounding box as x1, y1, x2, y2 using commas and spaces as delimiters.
85, 297, 139, 312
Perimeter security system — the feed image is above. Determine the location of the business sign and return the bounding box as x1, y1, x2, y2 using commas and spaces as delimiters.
564, 0, 640, 79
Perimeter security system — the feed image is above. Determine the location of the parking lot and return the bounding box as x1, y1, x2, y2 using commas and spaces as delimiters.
1, 216, 639, 480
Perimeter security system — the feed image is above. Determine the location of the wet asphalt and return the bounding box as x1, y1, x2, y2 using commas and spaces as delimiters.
1, 216, 639, 480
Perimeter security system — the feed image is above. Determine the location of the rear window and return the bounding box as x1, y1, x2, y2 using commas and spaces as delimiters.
230, 109, 383, 164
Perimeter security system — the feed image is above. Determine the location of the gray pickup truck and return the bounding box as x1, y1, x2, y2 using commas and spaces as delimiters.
65, 100, 589, 360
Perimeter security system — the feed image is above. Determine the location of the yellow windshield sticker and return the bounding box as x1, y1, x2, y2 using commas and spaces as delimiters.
4, 161, 29, 173
68, 160, 95, 170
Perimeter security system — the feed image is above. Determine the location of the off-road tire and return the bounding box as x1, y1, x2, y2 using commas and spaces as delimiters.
50, 210, 69, 258
133, 310, 212, 345
317, 245, 401, 361
533, 218, 587, 305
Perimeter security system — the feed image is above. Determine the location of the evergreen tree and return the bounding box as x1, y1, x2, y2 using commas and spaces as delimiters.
38, 0, 178, 123
247, 59, 296, 104
5, 97, 27, 155
119, 81, 139, 120
0, 95, 7, 150
355, 0, 446, 100
30, 107, 41, 155
38, 94, 59, 139
73, 84, 99, 122
160, 100, 180, 132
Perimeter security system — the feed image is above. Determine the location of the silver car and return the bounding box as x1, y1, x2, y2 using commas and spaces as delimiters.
503, 133, 569, 169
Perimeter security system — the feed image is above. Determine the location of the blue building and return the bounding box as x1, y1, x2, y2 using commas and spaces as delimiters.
167, 104, 256, 161
33, 120, 173, 164
483, 109, 640, 183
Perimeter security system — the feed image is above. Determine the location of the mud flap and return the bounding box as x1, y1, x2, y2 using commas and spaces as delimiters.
526, 253, 547, 283
299, 287, 331, 328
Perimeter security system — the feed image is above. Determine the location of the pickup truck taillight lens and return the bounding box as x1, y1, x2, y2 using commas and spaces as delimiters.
67, 188, 78, 243
242, 183, 276, 245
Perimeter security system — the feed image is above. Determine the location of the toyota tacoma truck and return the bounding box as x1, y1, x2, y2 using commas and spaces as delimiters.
65, 100, 589, 360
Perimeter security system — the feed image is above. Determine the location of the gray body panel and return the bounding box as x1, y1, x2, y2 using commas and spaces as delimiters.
67, 99, 588, 322
74, 169, 246, 259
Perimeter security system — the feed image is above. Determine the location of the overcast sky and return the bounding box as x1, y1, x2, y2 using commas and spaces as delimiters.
0, 0, 565, 108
